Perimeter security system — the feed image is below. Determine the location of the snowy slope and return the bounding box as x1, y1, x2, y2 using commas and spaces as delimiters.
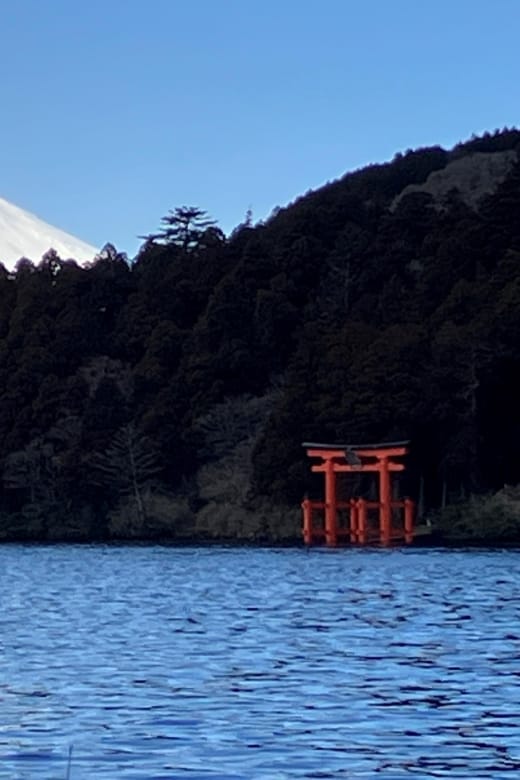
0, 197, 98, 270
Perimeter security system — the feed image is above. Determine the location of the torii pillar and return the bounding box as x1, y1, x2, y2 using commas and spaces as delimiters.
324, 458, 338, 546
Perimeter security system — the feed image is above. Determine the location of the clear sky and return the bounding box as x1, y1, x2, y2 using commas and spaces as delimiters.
0, 0, 518, 258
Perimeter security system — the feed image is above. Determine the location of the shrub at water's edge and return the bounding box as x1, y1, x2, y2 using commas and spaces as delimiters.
431, 485, 520, 544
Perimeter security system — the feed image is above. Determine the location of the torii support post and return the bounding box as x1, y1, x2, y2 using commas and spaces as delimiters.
349, 498, 358, 543
301, 441, 414, 546
302, 498, 313, 545
379, 456, 391, 546
357, 498, 367, 544
404, 498, 414, 544
324, 459, 338, 546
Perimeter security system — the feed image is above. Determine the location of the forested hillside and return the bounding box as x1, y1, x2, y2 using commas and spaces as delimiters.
2, 128, 520, 542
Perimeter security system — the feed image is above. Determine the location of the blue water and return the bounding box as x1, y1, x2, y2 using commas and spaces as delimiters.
0, 545, 519, 779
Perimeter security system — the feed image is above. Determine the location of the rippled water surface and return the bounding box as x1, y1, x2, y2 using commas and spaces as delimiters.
1, 545, 520, 778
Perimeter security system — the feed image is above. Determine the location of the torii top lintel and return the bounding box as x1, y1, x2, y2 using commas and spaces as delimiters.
302, 440, 409, 472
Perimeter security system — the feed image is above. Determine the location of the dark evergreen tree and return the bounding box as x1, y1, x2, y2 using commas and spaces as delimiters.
141, 206, 223, 253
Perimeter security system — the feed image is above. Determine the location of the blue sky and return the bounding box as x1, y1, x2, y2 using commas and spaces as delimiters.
0, 0, 518, 258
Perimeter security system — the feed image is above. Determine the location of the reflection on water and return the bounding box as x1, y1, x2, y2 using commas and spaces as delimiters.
1, 545, 520, 778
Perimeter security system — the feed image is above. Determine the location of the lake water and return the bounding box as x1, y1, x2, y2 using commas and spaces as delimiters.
0, 545, 519, 779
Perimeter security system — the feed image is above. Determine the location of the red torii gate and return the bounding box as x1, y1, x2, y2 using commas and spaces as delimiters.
301, 441, 414, 546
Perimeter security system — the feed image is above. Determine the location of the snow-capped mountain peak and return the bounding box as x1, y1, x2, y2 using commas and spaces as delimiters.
0, 197, 98, 271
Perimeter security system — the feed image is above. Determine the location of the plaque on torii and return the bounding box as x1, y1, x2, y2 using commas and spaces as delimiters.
301, 441, 414, 546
